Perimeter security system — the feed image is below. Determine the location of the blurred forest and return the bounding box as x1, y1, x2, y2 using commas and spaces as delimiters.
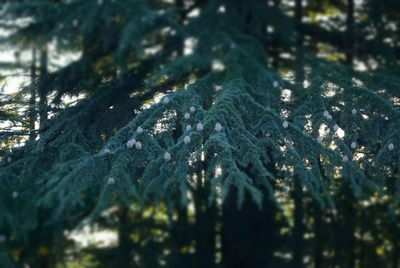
0, 0, 400, 267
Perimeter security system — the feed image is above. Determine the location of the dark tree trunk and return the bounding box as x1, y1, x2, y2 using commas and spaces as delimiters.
29, 46, 37, 141
38, 46, 48, 132
388, 165, 399, 268
313, 204, 323, 268
169, 204, 192, 266
193, 182, 217, 268
221, 186, 279, 268
291, 178, 305, 268
393, 242, 399, 268
117, 207, 133, 267
333, 185, 356, 268
193, 155, 217, 268
29, 227, 56, 268
270, 0, 281, 69
295, 0, 304, 85
343, 200, 356, 267
292, 1, 306, 261
37, 255, 52, 268
345, 0, 354, 65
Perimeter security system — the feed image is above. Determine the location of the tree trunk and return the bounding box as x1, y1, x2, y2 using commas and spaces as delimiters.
292, 177, 305, 268
393, 242, 399, 268
169, 204, 192, 266
345, 0, 354, 65
38, 46, 48, 132
313, 204, 323, 268
388, 164, 399, 268
295, 0, 304, 85
117, 207, 132, 267
221, 186, 278, 268
29, 46, 37, 141
343, 199, 356, 267
270, 0, 281, 69
333, 185, 356, 267
193, 156, 217, 268
292, 2, 305, 261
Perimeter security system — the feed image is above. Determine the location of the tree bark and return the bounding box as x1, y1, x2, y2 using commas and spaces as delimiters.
333, 185, 356, 267
29, 45, 37, 141
270, 0, 281, 69
38, 46, 48, 132
345, 0, 354, 66
292, 177, 305, 268
221, 186, 279, 268
169, 204, 192, 266
193, 155, 217, 268
313, 204, 323, 268
393, 241, 399, 268
295, 0, 304, 85
292, 1, 306, 266
117, 207, 132, 267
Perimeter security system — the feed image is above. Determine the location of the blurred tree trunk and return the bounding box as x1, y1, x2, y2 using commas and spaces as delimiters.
38, 45, 48, 132
291, 1, 306, 267
32, 227, 56, 268
292, 177, 305, 268
295, 0, 304, 85
388, 165, 399, 268
393, 242, 399, 268
333, 3, 356, 265
221, 186, 279, 268
29, 45, 37, 141
345, 0, 354, 65
169, 204, 191, 266
344, 196, 356, 267
117, 207, 133, 267
193, 155, 217, 268
270, 0, 280, 69
313, 204, 323, 268
221, 160, 280, 267
333, 185, 355, 267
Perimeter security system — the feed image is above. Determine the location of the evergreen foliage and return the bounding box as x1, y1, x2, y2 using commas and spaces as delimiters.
0, 0, 399, 267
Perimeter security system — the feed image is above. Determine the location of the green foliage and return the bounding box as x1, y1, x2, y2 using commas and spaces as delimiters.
0, 0, 399, 267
